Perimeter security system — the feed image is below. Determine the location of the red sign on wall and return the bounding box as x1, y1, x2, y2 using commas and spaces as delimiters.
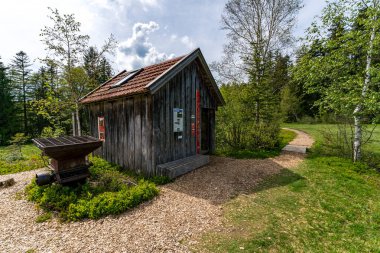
98, 116, 105, 141
196, 90, 200, 154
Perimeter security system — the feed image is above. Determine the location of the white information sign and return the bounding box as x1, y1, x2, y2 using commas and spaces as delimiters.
173, 108, 184, 133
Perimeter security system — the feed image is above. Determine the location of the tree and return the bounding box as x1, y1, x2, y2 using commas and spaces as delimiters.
216, 83, 281, 151
352, 1, 379, 161
40, 8, 89, 71
0, 57, 17, 145
214, 0, 302, 123
63, 66, 90, 136
40, 8, 116, 136
29, 58, 72, 136
83, 46, 114, 89
10, 51, 32, 133
293, 0, 380, 161
28, 66, 55, 136
9, 133, 28, 158
40, 8, 89, 136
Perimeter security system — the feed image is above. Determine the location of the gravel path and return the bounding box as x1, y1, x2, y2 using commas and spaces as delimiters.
0, 129, 313, 253
282, 128, 315, 154
283, 128, 314, 147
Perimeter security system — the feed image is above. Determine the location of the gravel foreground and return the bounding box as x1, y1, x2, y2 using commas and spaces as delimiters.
0, 129, 312, 253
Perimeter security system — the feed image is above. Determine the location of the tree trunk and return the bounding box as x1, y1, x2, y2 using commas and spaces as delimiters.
72, 112, 77, 136
23, 82, 27, 134
255, 100, 260, 124
353, 14, 377, 162
353, 113, 362, 161
22, 68, 27, 134
76, 103, 81, 136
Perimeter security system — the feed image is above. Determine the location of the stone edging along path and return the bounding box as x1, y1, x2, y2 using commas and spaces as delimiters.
0, 129, 314, 253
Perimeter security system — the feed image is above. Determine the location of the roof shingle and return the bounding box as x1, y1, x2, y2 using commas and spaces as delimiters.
80, 56, 185, 104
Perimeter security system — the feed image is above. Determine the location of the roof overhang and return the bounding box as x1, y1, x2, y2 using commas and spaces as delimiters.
146, 48, 225, 106
79, 48, 225, 106
79, 70, 127, 104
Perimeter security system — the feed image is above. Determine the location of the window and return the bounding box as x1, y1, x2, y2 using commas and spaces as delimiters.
110, 69, 142, 88
98, 116, 105, 141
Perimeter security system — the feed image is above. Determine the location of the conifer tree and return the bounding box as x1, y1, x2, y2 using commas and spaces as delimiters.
10, 51, 32, 134
0, 57, 17, 144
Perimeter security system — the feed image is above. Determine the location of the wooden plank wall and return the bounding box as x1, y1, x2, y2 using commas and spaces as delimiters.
152, 61, 216, 169
87, 61, 217, 176
88, 94, 154, 176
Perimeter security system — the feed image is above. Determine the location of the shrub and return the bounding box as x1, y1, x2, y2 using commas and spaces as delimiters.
5, 149, 24, 162
25, 157, 159, 221
67, 181, 158, 220
216, 127, 297, 159
319, 123, 378, 163
40, 127, 65, 138
217, 121, 281, 151
0, 153, 44, 175
148, 175, 173, 185
35, 212, 52, 223
247, 123, 281, 150
216, 84, 281, 152
89, 156, 119, 175
9, 133, 29, 158
320, 124, 353, 159
89, 156, 172, 185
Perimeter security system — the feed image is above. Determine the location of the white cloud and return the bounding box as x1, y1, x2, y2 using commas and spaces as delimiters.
89, 0, 160, 14
180, 36, 195, 49
139, 0, 159, 8
169, 34, 196, 49
0, 0, 325, 75
117, 21, 175, 70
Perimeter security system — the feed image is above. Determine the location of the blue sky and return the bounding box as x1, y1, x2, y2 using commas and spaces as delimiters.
0, 0, 327, 72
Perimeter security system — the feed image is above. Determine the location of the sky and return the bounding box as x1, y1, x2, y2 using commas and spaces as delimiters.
0, 0, 327, 72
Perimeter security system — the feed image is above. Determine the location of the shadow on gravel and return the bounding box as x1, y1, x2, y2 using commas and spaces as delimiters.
164, 156, 304, 205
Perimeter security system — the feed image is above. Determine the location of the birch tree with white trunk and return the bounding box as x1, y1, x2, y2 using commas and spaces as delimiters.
212, 0, 302, 123
353, 0, 379, 161
293, 0, 380, 161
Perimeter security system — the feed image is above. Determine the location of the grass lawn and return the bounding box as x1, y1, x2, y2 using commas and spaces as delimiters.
198, 124, 380, 252
0, 144, 44, 175
216, 129, 297, 159
283, 123, 380, 158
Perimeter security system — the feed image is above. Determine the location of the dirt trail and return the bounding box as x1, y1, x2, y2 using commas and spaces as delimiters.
283, 128, 314, 147
0, 129, 313, 253
282, 128, 315, 154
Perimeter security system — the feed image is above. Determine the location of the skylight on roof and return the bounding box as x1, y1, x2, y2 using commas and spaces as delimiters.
110, 68, 142, 88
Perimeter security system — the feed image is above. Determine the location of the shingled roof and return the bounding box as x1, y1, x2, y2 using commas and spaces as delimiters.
80, 48, 225, 105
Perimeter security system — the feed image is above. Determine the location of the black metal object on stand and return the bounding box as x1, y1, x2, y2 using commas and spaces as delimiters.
32, 136, 102, 186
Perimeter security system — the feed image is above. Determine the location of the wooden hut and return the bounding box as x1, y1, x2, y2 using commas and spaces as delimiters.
80, 48, 225, 178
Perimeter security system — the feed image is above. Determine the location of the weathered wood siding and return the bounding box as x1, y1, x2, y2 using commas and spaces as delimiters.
152, 61, 216, 172
88, 94, 154, 175
87, 61, 216, 176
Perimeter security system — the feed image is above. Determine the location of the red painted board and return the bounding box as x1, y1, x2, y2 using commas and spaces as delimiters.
196, 90, 200, 154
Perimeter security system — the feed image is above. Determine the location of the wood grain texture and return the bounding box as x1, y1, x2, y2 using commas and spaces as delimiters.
86, 61, 218, 177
